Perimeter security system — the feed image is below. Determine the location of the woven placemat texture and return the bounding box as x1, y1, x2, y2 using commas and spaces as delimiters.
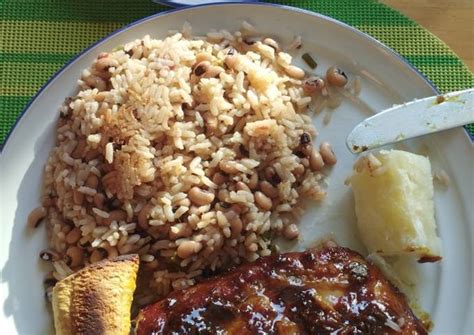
1, 0, 473, 144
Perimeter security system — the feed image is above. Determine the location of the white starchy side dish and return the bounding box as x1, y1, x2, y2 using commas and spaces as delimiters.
31, 22, 356, 307
348, 150, 442, 261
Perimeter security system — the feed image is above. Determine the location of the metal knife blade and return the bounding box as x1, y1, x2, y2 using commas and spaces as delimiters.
346, 88, 474, 153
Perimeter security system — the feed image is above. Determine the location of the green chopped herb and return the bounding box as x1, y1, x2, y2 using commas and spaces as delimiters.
262, 231, 273, 241
112, 45, 124, 52
302, 53, 317, 69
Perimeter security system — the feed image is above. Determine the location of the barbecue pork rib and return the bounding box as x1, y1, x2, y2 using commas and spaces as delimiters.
136, 246, 427, 334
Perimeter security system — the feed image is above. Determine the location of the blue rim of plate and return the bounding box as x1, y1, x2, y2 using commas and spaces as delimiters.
2, 1, 470, 153
153, 0, 259, 8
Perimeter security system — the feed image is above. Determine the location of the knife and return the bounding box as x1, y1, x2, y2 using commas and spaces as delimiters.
346, 88, 474, 153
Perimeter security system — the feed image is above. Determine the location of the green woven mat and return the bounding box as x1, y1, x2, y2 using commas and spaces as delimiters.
1, 0, 473, 145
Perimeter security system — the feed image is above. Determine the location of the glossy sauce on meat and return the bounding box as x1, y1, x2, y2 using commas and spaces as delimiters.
136, 247, 427, 334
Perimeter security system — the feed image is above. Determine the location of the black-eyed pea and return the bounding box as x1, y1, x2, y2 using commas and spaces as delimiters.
293, 164, 305, 177
85, 149, 100, 161
39, 249, 60, 262
193, 61, 210, 76
230, 204, 242, 214
223, 209, 236, 223
188, 187, 215, 206
66, 227, 82, 245
301, 158, 310, 168
303, 76, 325, 94
283, 224, 299, 240
71, 140, 87, 159
90, 248, 107, 263
259, 181, 279, 199
320, 142, 337, 165
73, 189, 84, 205
102, 209, 127, 226
326, 66, 348, 87
95, 57, 119, 74
203, 66, 224, 78
105, 245, 118, 260
28, 206, 47, 229
255, 191, 272, 211
83, 75, 107, 91
230, 217, 243, 238
247, 243, 259, 252
138, 203, 154, 230
212, 172, 227, 186
263, 38, 280, 52
93, 193, 105, 208
235, 181, 250, 192
248, 173, 259, 190
66, 246, 84, 267
301, 144, 313, 157
264, 167, 276, 181
309, 149, 325, 171
224, 55, 239, 69
85, 174, 99, 189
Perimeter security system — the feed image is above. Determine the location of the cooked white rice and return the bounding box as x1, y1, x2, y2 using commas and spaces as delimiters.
38, 23, 340, 304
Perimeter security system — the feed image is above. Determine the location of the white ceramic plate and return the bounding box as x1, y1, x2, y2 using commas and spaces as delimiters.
1, 3, 472, 334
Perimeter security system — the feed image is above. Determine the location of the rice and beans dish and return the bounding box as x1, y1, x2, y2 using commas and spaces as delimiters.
30, 22, 360, 307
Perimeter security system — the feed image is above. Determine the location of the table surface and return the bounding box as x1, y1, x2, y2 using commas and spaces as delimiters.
381, 0, 474, 71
